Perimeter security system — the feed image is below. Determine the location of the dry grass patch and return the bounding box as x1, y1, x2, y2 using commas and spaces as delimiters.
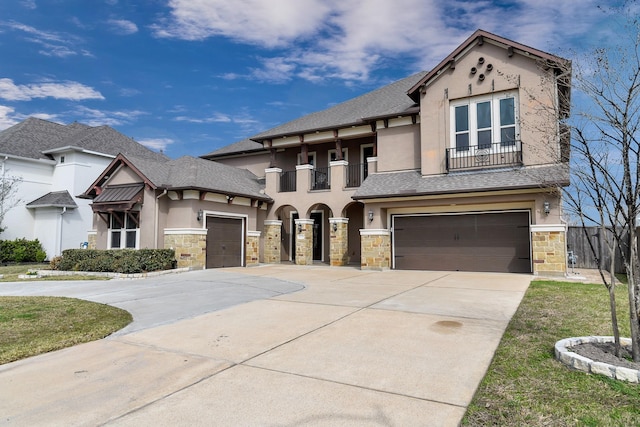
463, 280, 640, 426
0, 296, 132, 364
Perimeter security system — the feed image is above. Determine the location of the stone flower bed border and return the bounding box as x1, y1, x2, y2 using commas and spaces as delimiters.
555, 336, 640, 383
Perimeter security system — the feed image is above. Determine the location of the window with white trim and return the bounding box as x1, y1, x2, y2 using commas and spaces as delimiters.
451, 92, 518, 152
328, 148, 348, 164
108, 211, 140, 249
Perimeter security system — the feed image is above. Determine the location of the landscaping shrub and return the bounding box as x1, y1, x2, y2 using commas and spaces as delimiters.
54, 249, 175, 274
0, 239, 47, 263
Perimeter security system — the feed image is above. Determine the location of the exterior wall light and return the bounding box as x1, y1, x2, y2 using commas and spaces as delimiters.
197, 209, 203, 222
368, 209, 374, 222
543, 201, 550, 215
332, 222, 338, 232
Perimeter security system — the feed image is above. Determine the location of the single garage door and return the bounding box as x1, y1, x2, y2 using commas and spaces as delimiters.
393, 211, 531, 273
206, 216, 243, 268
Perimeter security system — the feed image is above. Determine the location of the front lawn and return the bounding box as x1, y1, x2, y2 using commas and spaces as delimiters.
0, 296, 132, 364
463, 280, 640, 426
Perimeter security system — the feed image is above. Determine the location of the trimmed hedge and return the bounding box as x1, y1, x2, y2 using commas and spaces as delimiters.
0, 239, 47, 263
52, 249, 176, 274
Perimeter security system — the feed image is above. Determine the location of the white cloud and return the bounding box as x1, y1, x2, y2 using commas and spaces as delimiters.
21, 0, 36, 9
152, 0, 330, 46
107, 19, 138, 35
71, 106, 147, 126
175, 113, 231, 123
0, 78, 104, 101
0, 105, 19, 130
154, 0, 607, 84
1, 21, 90, 57
136, 138, 174, 151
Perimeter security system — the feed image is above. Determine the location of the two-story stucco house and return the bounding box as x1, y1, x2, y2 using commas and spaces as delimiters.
83, 29, 571, 276
205, 29, 571, 275
0, 118, 169, 259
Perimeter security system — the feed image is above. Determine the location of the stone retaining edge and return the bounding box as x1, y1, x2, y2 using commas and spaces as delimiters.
34, 267, 192, 280
554, 336, 640, 383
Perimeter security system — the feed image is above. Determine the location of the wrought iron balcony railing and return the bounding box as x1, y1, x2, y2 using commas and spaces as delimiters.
279, 170, 296, 192
346, 163, 368, 188
311, 167, 330, 190
446, 141, 523, 172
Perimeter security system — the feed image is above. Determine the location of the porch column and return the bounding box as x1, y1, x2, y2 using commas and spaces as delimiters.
329, 217, 349, 266
294, 218, 314, 265
265, 167, 282, 195
263, 220, 282, 263
246, 231, 261, 266
360, 229, 390, 270
531, 224, 567, 276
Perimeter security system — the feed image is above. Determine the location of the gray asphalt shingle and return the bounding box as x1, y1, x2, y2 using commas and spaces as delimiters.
353, 164, 570, 199
251, 71, 427, 141
26, 190, 78, 208
0, 117, 168, 162
120, 155, 271, 201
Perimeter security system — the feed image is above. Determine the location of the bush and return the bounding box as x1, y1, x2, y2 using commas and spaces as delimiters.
0, 239, 47, 263
53, 249, 176, 274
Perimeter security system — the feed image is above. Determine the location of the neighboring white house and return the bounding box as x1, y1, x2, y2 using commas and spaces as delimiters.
0, 118, 168, 260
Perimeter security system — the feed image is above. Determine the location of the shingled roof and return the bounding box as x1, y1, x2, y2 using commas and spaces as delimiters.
353, 164, 570, 200
83, 154, 271, 202
250, 71, 427, 141
26, 190, 78, 209
201, 138, 266, 159
0, 117, 168, 162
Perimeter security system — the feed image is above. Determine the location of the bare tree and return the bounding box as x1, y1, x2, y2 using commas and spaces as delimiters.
0, 172, 22, 233
564, 7, 640, 361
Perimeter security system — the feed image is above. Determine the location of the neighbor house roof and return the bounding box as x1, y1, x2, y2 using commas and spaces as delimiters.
0, 117, 169, 162
82, 154, 272, 202
26, 190, 78, 209
352, 164, 570, 200
250, 71, 427, 141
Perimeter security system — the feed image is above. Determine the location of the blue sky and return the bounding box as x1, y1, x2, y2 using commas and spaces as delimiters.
0, 0, 622, 159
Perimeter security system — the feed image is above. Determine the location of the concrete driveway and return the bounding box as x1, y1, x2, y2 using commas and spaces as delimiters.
0, 265, 531, 426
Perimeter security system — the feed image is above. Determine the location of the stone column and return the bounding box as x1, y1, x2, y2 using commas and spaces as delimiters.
263, 220, 282, 263
87, 231, 97, 249
329, 217, 349, 266
360, 229, 390, 270
164, 228, 207, 269
531, 225, 567, 276
295, 218, 314, 265
246, 231, 261, 266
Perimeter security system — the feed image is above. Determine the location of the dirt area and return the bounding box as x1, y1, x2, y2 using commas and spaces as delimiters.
569, 342, 640, 370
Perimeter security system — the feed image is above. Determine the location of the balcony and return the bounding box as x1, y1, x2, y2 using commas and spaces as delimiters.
446, 141, 523, 172
279, 170, 296, 192
345, 163, 368, 188
311, 167, 330, 190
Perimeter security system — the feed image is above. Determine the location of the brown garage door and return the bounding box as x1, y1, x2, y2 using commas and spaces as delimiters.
393, 212, 531, 273
206, 216, 243, 268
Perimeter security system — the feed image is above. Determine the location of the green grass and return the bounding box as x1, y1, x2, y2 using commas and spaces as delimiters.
0, 296, 132, 364
0, 263, 109, 282
462, 280, 640, 426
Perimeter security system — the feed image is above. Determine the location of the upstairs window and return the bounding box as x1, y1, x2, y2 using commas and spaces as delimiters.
451, 92, 518, 152
108, 211, 140, 249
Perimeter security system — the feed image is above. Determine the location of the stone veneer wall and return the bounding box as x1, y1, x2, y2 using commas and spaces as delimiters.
246, 231, 260, 266
330, 218, 349, 266
87, 232, 97, 250
263, 221, 282, 263
295, 219, 314, 265
361, 230, 391, 270
164, 229, 207, 269
532, 227, 567, 276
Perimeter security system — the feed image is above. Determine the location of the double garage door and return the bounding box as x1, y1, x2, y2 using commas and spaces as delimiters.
393, 211, 531, 273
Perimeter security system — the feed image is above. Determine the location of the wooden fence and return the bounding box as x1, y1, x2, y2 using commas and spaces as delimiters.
566, 226, 629, 273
